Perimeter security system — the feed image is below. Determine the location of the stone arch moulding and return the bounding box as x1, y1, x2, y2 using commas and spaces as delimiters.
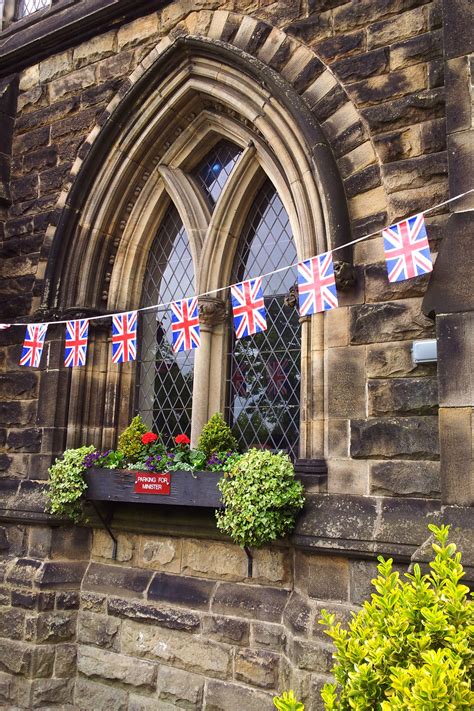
38, 25, 362, 457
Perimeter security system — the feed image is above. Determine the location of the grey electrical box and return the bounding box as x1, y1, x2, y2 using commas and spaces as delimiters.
412, 339, 437, 364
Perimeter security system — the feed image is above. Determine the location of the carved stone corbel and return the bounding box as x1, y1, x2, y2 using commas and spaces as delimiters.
198, 297, 227, 331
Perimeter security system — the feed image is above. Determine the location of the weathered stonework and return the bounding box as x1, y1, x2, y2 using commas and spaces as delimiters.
0, 0, 472, 708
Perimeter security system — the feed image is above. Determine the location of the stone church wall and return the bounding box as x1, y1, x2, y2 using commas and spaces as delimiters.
0, 0, 472, 709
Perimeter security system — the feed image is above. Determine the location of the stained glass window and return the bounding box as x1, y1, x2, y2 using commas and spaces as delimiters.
226, 180, 301, 459
137, 205, 194, 447
193, 140, 242, 209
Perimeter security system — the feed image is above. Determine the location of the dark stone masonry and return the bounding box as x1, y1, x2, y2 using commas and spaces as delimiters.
0, 0, 472, 709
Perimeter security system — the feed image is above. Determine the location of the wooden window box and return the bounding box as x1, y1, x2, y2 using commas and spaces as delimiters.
83, 468, 224, 508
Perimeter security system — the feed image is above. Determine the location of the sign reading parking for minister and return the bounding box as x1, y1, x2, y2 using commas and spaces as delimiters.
134, 472, 171, 495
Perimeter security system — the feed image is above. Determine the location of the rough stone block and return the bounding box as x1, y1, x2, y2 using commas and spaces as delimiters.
390, 28, 442, 70
439, 407, 473, 505
290, 638, 333, 673
50, 105, 100, 140
202, 614, 250, 645
378, 497, 441, 546
56, 591, 80, 610
39, 163, 71, 195
252, 621, 286, 651
367, 341, 436, 379
348, 185, 386, 220
333, 48, 388, 82
54, 643, 76, 677
82, 562, 152, 597
107, 596, 200, 632
31, 678, 73, 706
333, 0, 426, 31
181, 538, 247, 581
368, 377, 438, 415
327, 346, 366, 418
351, 416, 439, 459
17, 86, 46, 114
315, 30, 365, 61
98, 49, 136, 82
443, 0, 473, 58
367, 6, 427, 49
77, 611, 120, 650
350, 299, 434, 344
283, 592, 313, 636
36, 561, 88, 590
294, 552, 349, 601
32, 612, 76, 644
0, 401, 36, 427
365, 262, 430, 302
121, 620, 232, 679
30, 646, 55, 678
77, 646, 156, 689
73, 31, 117, 68
370, 460, 440, 497
6, 428, 42, 453
48, 66, 96, 103
117, 14, 160, 49
0, 639, 32, 675
349, 559, 380, 605
252, 547, 292, 586
212, 582, 289, 622
19, 65, 40, 92
285, 12, 332, 44
136, 535, 180, 572
156, 665, 204, 707
382, 151, 447, 193
362, 88, 444, 132
148, 571, 214, 610
235, 647, 279, 689
39, 51, 73, 83
328, 419, 349, 458
6, 558, 42, 588
295, 494, 378, 551
205, 679, 274, 711
80, 592, 106, 613
347, 64, 427, 107
74, 677, 127, 711
327, 459, 369, 496
0, 606, 25, 640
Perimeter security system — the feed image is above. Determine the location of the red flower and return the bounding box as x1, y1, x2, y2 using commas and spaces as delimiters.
142, 432, 158, 445
175, 434, 190, 446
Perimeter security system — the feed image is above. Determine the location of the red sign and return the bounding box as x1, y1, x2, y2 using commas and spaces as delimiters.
133, 472, 171, 495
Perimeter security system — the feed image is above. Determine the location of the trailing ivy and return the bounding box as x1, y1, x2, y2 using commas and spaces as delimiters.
45, 446, 95, 522
320, 524, 474, 710
216, 448, 305, 548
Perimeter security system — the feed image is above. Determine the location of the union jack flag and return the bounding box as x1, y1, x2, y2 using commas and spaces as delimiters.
112, 311, 137, 364
20, 324, 48, 368
267, 358, 289, 398
170, 298, 201, 352
297, 252, 338, 316
231, 278, 267, 339
0, 324, 11, 330
383, 214, 433, 282
64, 319, 89, 367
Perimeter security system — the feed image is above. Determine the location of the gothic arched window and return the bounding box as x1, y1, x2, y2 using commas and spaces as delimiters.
137, 204, 195, 445
226, 179, 301, 459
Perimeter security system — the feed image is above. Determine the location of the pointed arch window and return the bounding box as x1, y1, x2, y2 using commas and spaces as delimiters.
137, 204, 195, 446
226, 179, 301, 459
193, 140, 242, 209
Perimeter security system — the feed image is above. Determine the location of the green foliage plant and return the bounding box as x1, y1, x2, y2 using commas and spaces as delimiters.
197, 412, 238, 459
117, 414, 147, 461
45, 446, 95, 522
273, 690, 304, 710
320, 524, 474, 710
216, 448, 305, 548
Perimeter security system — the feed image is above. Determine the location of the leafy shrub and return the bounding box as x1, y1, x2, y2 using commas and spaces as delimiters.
117, 414, 147, 460
273, 690, 304, 710
198, 412, 238, 459
45, 446, 95, 522
320, 524, 474, 710
216, 448, 305, 548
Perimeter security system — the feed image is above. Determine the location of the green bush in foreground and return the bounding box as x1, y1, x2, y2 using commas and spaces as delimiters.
273, 690, 304, 710
320, 524, 474, 710
197, 412, 239, 459
216, 448, 304, 548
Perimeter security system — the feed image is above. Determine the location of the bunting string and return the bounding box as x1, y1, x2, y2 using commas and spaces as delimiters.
1, 188, 472, 368
1, 188, 472, 330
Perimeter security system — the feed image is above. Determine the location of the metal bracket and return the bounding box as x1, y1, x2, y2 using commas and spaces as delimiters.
90, 501, 118, 560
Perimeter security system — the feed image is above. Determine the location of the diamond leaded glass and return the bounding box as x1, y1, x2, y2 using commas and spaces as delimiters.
137, 205, 195, 447
193, 140, 242, 209
17, 0, 49, 18
226, 180, 301, 460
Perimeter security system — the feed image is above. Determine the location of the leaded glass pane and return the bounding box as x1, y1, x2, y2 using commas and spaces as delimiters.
226, 180, 301, 460
17, 0, 49, 18
193, 140, 242, 209
137, 205, 194, 447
